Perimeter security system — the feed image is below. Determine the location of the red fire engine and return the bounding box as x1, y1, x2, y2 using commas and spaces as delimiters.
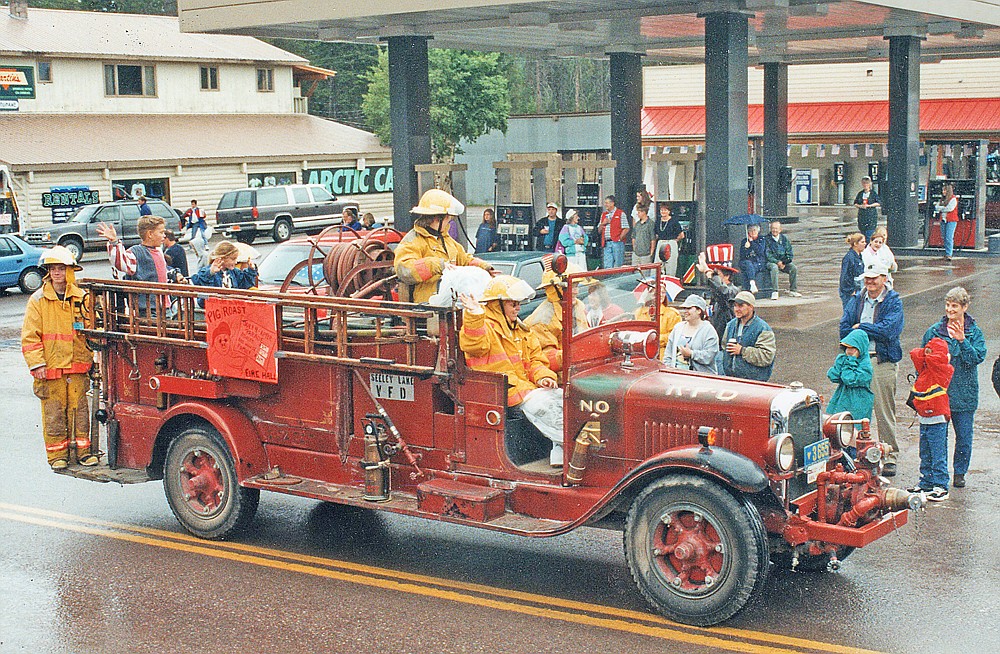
65, 251, 920, 627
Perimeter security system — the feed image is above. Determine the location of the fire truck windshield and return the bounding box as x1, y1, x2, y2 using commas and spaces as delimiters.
568, 267, 659, 335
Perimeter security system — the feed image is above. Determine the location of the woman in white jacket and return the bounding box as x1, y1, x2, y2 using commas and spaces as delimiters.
663, 294, 719, 373
860, 226, 898, 288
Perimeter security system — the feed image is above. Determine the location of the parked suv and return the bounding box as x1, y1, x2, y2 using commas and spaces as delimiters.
22, 199, 182, 261
215, 184, 358, 244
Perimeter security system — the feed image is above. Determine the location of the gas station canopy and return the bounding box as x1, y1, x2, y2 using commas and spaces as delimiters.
178, 0, 1000, 63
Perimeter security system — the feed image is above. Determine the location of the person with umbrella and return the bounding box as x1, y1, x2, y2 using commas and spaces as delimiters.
738, 223, 767, 294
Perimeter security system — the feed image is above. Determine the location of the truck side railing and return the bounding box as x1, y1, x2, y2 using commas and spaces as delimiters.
80, 279, 457, 377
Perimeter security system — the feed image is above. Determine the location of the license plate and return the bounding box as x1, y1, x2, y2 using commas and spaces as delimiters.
803, 438, 831, 483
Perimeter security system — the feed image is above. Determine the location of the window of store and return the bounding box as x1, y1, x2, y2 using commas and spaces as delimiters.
37, 61, 52, 83
112, 178, 169, 202
104, 64, 157, 97
200, 66, 219, 91
247, 172, 296, 188
256, 68, 274, 92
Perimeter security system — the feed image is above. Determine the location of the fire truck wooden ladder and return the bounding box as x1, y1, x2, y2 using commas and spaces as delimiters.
81, 279, 456, 378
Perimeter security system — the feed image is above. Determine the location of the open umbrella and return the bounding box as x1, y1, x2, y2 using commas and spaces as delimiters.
722, 213, 767, 239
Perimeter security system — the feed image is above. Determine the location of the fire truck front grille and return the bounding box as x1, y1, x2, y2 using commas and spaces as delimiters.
642, 422, 743, 457
787, 403, 823, 465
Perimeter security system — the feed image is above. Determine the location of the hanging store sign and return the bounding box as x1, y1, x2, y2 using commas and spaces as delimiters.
0, 66, 35, 99
305, 165, 393, 196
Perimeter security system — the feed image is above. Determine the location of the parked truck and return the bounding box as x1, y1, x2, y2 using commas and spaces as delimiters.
65, 256, 920, 627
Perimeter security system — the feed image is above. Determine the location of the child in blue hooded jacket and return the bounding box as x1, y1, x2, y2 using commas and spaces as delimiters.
826, 328, 874, 457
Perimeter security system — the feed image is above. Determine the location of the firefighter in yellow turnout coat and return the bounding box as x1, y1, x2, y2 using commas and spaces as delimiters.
21, 246, 98, 469
459, 276, 566, 466
524, 266, 588, 373
394, 189, 492, 303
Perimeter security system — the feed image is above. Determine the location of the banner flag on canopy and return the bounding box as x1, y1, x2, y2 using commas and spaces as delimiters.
831, 144, 841, 156
849, 144, 858, 158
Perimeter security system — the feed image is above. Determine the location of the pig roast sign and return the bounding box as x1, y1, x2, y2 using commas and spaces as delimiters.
205, 298, 278, 383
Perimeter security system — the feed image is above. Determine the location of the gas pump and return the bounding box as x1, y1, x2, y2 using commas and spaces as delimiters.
560, 159, 616, 266
924, 140, 989, 250
868, 161, 884, 200
834, 162, 846, 205
493, 160, 546, 251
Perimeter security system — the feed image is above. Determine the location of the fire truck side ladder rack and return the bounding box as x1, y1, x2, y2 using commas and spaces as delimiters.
80, 279, 454, 378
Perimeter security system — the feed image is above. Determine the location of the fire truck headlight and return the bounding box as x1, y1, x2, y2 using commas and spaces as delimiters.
823, 411, 854, 449
768, 433, 795, 472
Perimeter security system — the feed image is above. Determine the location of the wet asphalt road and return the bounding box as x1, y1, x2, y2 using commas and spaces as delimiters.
2, 237, 1000, 653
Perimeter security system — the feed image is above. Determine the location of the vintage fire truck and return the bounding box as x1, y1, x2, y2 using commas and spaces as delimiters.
66, 244, 920, 627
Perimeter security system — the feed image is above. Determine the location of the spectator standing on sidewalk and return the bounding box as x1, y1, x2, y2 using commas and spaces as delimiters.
654, 203, 685, 277
920, 287, 986, 489
839, 233, 866, 311
763, 219, 800, 300
839, 262, 903, 477
721, 291, 776, 381
183, 200, 210, 268
696, 252, 739, 341
475, 208, 499, 254
861, 227, 897, 289
934, 183, 960, 260
631, 205, 656, 264
906, 337, 954, 502
853, 177, 881, 243
598, 195, 629, 268
533, 203, 565, 253
163, 229, 189, 279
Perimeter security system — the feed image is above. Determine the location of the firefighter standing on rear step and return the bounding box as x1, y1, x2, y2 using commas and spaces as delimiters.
458, 276, 565, 466
20, 246, 99, 470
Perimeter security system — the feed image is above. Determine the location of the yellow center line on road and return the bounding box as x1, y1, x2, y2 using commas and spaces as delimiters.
0, 502, 884, 654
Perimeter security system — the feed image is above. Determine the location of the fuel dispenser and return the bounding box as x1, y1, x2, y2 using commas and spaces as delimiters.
559, 159, 616, 265
924, 140, 989, 250
493, 160, 547, 251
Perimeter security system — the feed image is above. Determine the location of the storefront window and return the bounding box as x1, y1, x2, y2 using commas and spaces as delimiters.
104, 64, 156, 97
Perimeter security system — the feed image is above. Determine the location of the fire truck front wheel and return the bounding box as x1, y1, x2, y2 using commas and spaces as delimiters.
624, 475, 769, 627
163, 427, 260, 540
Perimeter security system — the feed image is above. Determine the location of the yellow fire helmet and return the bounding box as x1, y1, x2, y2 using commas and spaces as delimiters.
411, 188, 465, 216
536, 262, 584, 290
481, 275, 535, 303
39, 245, 83, 271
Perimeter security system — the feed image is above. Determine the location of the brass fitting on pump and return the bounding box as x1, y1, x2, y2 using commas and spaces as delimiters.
566, 416, 605, 485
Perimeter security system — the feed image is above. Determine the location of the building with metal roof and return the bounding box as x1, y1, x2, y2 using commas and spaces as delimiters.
0, 6, 391, 230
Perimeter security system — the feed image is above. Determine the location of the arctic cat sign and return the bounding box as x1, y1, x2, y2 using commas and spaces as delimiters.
0, 66, 35, 99
305, 165, 393, 196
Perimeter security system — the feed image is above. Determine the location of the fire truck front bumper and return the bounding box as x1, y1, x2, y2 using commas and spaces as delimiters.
782, 487, 920, 548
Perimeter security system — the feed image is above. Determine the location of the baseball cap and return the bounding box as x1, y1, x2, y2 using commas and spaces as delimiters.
681, 294, 709, 312
861, 262, 889, 278
732, 290, 756, 306
546, 202, 559, 209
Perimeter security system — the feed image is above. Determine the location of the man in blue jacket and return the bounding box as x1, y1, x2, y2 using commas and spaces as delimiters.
839, 262, 904, 476
763, 220, 800, 300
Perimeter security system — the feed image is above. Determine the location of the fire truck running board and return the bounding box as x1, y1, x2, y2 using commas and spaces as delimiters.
243, 474, 570, 536
53, 463, 152, 485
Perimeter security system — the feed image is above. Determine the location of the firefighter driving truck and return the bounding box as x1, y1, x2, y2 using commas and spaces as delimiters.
59, 227, 921, 627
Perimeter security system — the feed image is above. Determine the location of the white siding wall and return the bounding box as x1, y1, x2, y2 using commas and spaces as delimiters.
15, 158, 396, 228
9, 56, 293, 114
644, 58, 1000, 106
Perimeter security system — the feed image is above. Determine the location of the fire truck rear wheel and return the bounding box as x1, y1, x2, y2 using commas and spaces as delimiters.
163, 427, 260, 540
624, 475, 768, 627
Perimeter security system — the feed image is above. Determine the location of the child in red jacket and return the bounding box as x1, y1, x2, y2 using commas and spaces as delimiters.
907, 337, 954, 501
